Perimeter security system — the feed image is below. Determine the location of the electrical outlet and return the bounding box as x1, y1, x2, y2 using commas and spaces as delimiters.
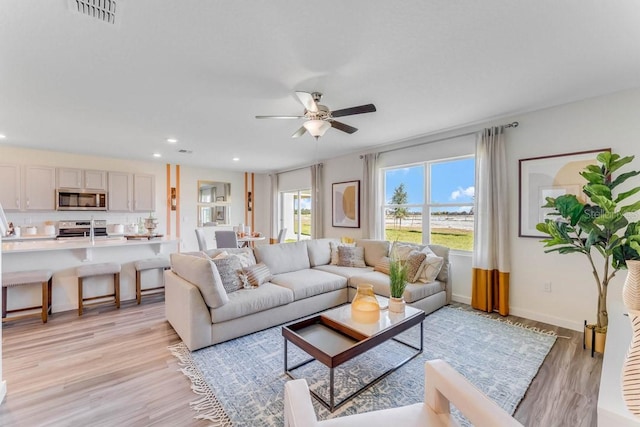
543, 281, 552, 293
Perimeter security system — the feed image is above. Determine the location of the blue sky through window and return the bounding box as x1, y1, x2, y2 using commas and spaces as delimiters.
385, 158, 475, 205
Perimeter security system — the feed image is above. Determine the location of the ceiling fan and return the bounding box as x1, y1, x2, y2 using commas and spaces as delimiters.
255, 91, 376, 140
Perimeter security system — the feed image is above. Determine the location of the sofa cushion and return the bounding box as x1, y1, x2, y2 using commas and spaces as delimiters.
391, 241, 425, 260
170, 253, 229, 308
306, 238, 339, 267
355, 239, 390, 267
254, 241, 310, 275
337, 246, 367, 268
209, 283, 294, 323
313, 264, 374, 278
349, 271, 445, 303
270, 269, 347, 300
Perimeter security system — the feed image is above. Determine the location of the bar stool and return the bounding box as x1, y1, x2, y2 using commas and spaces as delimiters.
2, 270, 53, 323
77, 262, 121, 316
134, 258, 170, 304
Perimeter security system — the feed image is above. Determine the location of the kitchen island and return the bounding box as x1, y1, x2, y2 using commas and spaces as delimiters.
2, 236, 179, 314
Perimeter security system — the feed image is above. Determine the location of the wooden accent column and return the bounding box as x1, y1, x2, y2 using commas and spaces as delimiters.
166, 164, 171, 236
244, 172, 255, 232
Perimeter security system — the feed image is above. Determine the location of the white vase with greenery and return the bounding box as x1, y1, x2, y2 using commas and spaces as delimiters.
389, 256, 408, 313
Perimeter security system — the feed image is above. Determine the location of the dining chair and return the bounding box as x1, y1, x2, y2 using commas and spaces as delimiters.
215, 230, 239, 248
277, 228, 287, 243
195, 228, 208, 251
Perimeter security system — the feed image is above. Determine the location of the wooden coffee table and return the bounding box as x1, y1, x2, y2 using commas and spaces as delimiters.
282, 301, 425, 411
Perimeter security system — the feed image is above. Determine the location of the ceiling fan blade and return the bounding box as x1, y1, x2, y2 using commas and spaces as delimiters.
331, 104, 376, 118
291, 126, 307, 138
295, 91, 318, 113
331, 120, 358, 134
255, 115, 304, 119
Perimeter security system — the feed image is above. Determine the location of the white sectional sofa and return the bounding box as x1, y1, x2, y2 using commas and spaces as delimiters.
165, 238, 451, 351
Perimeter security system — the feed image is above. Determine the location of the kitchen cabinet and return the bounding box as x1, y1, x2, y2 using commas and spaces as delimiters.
133, 173, 155, 212
0, 163, 21, 211
25, 166, 56, 210
108, 171, 132, 211
58, 168, 107, 190
108, 172, 155, 212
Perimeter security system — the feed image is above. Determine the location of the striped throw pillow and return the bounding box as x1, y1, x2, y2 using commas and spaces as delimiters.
242, 262, 273, 287
374, 256, 391, 275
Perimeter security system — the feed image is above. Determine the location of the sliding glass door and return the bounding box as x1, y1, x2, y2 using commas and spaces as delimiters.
280, 189, 312, 242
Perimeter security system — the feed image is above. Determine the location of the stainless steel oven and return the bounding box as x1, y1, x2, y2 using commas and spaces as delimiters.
56, 189, 108, 211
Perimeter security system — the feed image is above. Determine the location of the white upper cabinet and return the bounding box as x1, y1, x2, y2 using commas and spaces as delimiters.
0, 164, 21, 211
133, 173, 155, 212
58, 168, 107, 190
25, 166, 56, 210
108, 171, 132, 212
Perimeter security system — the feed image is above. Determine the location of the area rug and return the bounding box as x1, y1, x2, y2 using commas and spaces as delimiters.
169, 306, 556, 426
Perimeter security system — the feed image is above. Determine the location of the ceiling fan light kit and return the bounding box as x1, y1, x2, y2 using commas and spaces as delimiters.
256, 91, 376, 140
303, 120, 331, 139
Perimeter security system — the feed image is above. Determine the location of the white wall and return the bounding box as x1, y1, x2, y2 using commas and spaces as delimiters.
317, 87, 640, 331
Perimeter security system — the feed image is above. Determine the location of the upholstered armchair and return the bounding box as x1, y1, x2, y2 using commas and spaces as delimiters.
283, 359, 523, 427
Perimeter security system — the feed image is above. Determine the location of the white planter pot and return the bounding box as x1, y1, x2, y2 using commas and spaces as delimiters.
389, 297, 405, 313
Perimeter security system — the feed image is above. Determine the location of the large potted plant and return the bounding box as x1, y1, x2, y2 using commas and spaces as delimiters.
536, 151, 640, 353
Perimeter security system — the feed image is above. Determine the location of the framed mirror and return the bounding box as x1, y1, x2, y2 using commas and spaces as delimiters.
198, 181, 231, 203
197, 180, 231, 226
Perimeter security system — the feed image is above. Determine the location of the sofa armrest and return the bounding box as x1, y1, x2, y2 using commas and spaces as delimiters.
164, 270, 213, 351
425, 359, 523, 427
284, 379, 319, 427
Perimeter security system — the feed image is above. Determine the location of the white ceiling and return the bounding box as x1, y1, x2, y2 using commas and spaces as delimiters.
1, 1, 639, 173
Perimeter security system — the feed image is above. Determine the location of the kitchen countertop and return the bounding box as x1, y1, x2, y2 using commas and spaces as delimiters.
2, 235, 178, 253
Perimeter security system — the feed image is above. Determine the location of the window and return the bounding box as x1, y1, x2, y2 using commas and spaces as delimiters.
280, 189, 311, 242
383, 156, 475, 251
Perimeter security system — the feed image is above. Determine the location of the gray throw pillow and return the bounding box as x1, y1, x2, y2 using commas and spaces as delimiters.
337, 246, 367, 268
211, 255, 244, 293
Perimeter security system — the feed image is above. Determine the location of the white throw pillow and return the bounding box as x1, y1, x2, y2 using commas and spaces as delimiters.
416, 246, 445, 283
170, 253, 229, 308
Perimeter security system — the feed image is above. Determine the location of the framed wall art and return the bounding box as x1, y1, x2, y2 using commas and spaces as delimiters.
332, 180, 360, 228
518, 148, 609, 237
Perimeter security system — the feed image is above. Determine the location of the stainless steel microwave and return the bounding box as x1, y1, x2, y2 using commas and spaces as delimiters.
56, 189, 108, 211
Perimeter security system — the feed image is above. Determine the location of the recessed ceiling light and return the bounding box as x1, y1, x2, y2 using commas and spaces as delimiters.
167, 138, 178, 144
153, 153, 162, 158
0, 134, 6, 139
232, 157, 240, 162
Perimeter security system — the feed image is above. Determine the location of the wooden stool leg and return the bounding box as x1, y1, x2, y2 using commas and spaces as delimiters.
78, 278, 84, 316
114, 273, 120, 309
136, 270, 142, 305
48, 277, 53, 314
41, 280, 48, 323
2, 287, 7, 319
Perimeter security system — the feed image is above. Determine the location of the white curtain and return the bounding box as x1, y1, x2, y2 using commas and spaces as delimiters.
310, 163, 323, 238
269, 173, 279, 242
472, 127, 511, 315
362, 153, 380, 239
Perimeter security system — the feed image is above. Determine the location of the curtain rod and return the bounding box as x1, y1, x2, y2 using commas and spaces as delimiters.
274, 162, 323, 175
364, 121, 519, 158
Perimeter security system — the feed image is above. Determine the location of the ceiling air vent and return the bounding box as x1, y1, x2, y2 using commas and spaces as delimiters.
70, 0, 118, 24
178, 149, 193, 154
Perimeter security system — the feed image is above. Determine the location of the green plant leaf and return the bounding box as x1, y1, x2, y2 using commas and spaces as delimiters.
589, 194, 616, 212
585, 183, 612, 199
611, 170, 640, 190
615, 186, 640, 203
580, 170, 605, 185
620, 201, 640, 216
608, 154, 634, 175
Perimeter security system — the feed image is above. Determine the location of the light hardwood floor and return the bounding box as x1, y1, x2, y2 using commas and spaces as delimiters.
0, 298, 601, 426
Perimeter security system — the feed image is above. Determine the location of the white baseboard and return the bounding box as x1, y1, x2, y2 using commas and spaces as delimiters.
0, 380, 6, 405
450, 295, 582, 332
